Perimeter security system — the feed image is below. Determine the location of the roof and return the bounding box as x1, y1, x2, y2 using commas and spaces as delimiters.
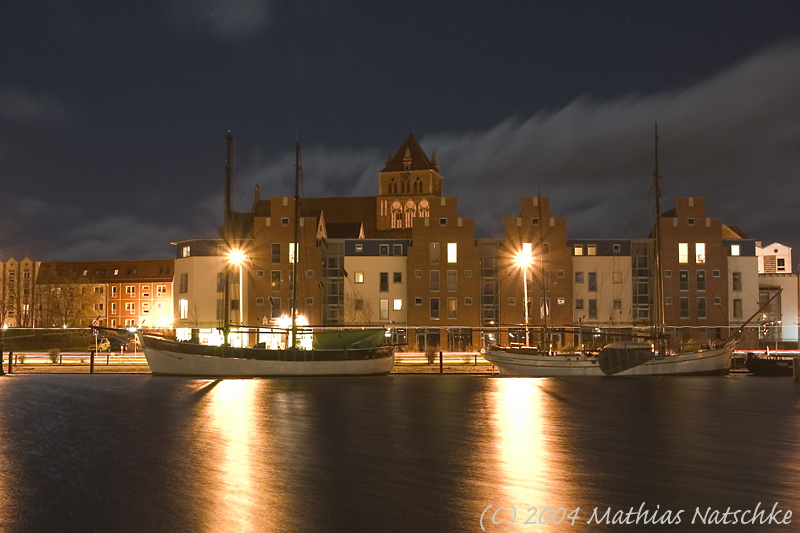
37, 259, 174, 284
381, 133, 436, 172
326, 222, 363, 239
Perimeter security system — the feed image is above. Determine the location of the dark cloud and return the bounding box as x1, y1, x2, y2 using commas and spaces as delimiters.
0, 87, 69, 125
166, 0, 272, 40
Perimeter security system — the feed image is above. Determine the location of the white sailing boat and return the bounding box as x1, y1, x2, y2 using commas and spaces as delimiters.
139, 133, 395, 377
484, 125, 735, 376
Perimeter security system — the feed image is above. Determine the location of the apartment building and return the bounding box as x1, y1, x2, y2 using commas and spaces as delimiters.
0, 257, 40, 327
35, 259, 173, 329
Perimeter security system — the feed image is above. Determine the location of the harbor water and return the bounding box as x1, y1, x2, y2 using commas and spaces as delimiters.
0, 374, 797, 532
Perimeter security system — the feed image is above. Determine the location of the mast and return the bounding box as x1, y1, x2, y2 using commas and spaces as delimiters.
290, 142, 301, 350
222, 131, 235, 345
652, 123, 666, 346
537, 193, 549, 351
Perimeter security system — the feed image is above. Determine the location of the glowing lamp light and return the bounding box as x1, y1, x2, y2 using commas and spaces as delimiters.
227, 248, 247, 265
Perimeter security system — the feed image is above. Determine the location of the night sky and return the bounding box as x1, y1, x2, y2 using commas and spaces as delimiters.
2, 1, 799, 263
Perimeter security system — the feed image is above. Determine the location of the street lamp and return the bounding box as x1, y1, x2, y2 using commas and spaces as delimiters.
514, 244, 534, 346
227, 248, 247, 324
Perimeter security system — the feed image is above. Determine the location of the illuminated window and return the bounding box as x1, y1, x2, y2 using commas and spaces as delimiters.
612, 272, 622, 284
447, 243, 458, 263
271, 271, 281, 290
587, 244, 597, 256
447, 298, 457, 319
678, 243, 689, 263
393, 299, 403, 311
289, 243, 298, 264
731, 244, 740, 256
354, 272, 364, 284
573, 245, 583, 256
181, 246, 190, 258
380, 299, 389, 320
695, 243, 706, 263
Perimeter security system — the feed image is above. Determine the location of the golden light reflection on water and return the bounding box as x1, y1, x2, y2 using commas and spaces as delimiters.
200, 379, 278, 532
490, 378, 551, 507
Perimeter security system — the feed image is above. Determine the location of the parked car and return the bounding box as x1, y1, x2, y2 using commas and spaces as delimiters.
89, 337, 111, 352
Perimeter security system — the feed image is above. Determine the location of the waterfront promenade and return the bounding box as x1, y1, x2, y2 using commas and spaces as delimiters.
0, 351, 497, 374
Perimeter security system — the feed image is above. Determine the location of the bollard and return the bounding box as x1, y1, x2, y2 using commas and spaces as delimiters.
7, 351, 12, 374
794, 357, 799, 381
90, 350, 95, 374
439, 351, 443, 374
0, 349, 4, 376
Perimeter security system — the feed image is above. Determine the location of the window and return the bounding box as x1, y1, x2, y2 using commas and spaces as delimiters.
680, 297, 689, 318
587, 244, 596, 256
430, 242, 440, 263
393, 272, 402, 283
439, 218, 447, 226
415, 269, 423, 279
289, 243, 298, 264
379, 244, 389, 256
508, 297, 516, 306
179, 273, 188, 293
465, 297, 473, 306
125, 302, 135, 314
778, 258, 786, 271
575, 299, 584, 310
447, 298, 457, 319
216, 273, 225, 293
430, 270, 440, 291
664, 269, 672, 278
713, 270, 721, 278
430, 298, 440, 319
679, 270, 689, 291
415, 297, 423, 306
696, 270, 706, 291
393, 244, 403, 255
695, 243, 706, 264
380, 299, 389, 320
157, 285, 167, 296
380, 272, 389, 292
733, 299, 742, 318
613, 299, 622, 311
588, 272, 597, 292
306, 269, 314, 278
665, 296, 672, 306
588, 299, 597, 319
464, 270, 472, 279
271, 243, 281, 263
557, 270, 565, 278
393, 299, 403, 311
281, 217, 289, 226
355, 244, 363, 253
612, 272, 622, 284
256, 270, 264, 278
179, 299, 188, 319
613, 243, 621, 253
447, 243, 457, 263
181, 246, 190, 258
111, 302, 117, 313
355, 272, 364, 284
697, 297, 707, 319
575, 272, 584, 283
732, 272, 742, 292
688, 217, 695, 226
678, 243, 689, 263
270, 298, 281, 318
256, 297, 264, 306
731, 244, 740, 256
714, 297, 721, 306
126, 286, 135, 295
573, 245, 583, 256
354, 299, 364, 311
447, 270, 457, 291
271, 271, 281, 290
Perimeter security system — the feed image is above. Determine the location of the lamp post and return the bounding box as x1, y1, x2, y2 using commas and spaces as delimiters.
514, 245, 534, 346
227, 248, 248, 346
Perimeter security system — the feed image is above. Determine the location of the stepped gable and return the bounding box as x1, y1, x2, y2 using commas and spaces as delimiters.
381, 133, 436, 172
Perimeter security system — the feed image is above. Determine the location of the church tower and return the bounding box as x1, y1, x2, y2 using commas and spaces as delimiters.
377, 133, 443, 230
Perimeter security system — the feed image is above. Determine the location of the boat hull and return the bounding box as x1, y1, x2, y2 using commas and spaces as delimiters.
483, 345, 733, 377
139, 334, 395, 377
